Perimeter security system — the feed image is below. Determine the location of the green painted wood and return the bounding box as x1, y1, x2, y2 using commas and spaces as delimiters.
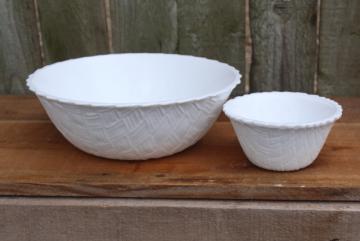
250, 0, 317, 92
110, 0, 177, 53
318, 0, 360, 96
177, 0, 246, 95
0, 0, 41, 94
37, 0, 108, 63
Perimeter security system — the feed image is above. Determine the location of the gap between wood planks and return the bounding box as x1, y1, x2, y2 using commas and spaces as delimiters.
1, 197, 360, 211
313, 0, 321, 93
244, 0, 252, 93
104, 0, 114, 53
32, 0, 45, 66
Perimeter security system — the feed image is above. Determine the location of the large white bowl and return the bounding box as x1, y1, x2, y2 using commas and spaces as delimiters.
223, 92, 342, 171
27, 54, 240, 160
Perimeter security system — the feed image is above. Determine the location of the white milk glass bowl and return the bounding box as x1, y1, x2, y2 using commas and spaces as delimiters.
27, 53, 241, 160
223, 92, 342, 171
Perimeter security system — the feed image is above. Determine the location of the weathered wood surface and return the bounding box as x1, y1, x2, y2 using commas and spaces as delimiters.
110, 0, 246, 95
250, 0, 317, 92
0, 96, 46, 121
1, 198, 360, 241
110, 0, 177, 53
0, 97, 359, 201
0, 0, 41, 94
1, 0, 360, 96
177, 0, 246, 95
37, 0, 109, 63
318, 0, 360, 96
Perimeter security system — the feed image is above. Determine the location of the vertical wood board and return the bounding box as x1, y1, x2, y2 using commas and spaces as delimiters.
111, 0, 177, 53
318, 0, 360, 96
250, 0, 317, 92
0, 0, 41, 94
37, 0, 109, 63
176, 0, 246, 95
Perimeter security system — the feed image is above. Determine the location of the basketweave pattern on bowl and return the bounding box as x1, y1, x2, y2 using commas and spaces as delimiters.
231, 121, 332, 171
39, 92, 228, 160
224, 92, 342, 171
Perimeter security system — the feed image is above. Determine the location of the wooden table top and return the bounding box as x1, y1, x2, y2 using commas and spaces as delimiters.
0, 96, 359, 201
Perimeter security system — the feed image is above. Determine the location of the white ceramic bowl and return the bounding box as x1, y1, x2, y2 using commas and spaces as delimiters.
223, 92, 342, 171
27, 53, 240, 160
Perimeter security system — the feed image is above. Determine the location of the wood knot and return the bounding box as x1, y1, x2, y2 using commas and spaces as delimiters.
273, 0, 291, 21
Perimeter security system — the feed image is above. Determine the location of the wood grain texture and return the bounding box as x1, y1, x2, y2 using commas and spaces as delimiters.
0, 96, 47, 121
0, 0, 41, 94
250, 0, 317, 92
37, 0, 108, 63
334, 97, 360, 123
318, 0, 360, 96
0, 97, 358, 201
110, 0, 177, 53
177, 0, 246, 95
1, 198, 360, 241
110, 0, 246, 94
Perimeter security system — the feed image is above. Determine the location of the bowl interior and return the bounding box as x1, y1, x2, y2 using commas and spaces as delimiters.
28, 54, 239, 105
224, 92, 341, 126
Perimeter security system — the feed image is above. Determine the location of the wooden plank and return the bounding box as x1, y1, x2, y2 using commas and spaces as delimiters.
0, 96, 47, 121
1, 198, 360, 240
249, 0, 317, 92
334, 97, 360, 123
110, 0, 177, 53
0, 113, 359, 200
37, 0, 109, 63
0, 96, 357, 200
318, 0, 360, 96
0, 0, 41, 94
177, 0, 246, 95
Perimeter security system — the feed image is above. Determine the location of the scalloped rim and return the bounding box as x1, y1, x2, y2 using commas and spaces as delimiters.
223, 92, 343, 129
26, 53, 241, 108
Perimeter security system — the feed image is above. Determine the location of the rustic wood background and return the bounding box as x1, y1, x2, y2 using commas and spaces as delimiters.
0, 0, 359, 96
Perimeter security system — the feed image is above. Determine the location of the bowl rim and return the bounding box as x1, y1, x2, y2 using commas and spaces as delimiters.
223, 92, 343, 129
26, 53, 241, 108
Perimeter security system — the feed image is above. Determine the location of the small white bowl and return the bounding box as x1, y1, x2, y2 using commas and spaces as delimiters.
223, 92, 342, 171
27, 53, 240, 160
